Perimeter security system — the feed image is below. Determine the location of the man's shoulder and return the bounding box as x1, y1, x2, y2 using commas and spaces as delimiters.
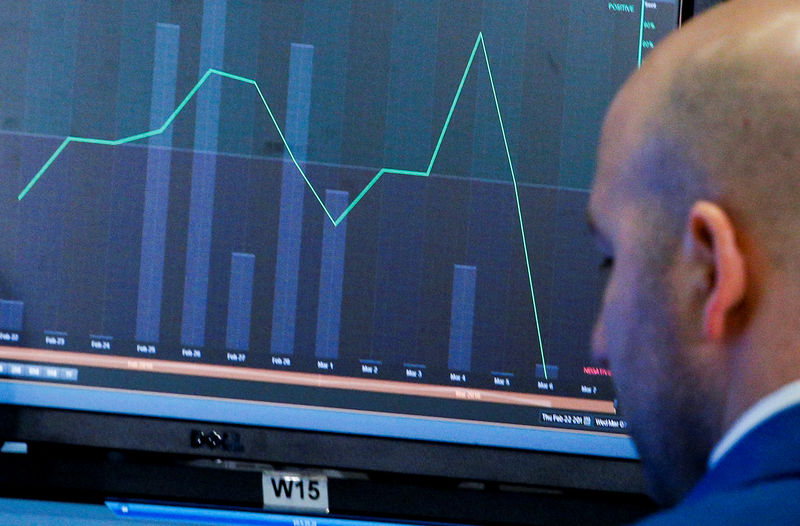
635, 402, 800, 525
634, 477, 800, 526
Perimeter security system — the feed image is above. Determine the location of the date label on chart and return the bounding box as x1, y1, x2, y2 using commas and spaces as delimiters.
262, 471, 329, 513
0, 332, 19, 343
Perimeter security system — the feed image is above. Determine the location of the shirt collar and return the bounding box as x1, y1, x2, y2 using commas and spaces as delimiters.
708, 378, 800, 468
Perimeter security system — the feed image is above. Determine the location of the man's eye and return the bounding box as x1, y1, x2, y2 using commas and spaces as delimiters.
599, 257, 614, 270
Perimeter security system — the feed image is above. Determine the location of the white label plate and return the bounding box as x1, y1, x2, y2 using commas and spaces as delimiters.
262, 471, 329, 513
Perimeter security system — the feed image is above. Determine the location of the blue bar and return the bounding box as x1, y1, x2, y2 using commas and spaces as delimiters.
0, 301, 23, 332
315, 190, 348, 360
270, 43, 314, 357
226, 253, 255, 351
448, 265, 477, 372
149, 23, 180, 148
536, 364, 559, 380
181, 0, 227, 347
135, 23, 180, 343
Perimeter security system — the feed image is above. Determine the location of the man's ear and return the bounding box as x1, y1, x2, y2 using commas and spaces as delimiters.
684, 201, 746, 341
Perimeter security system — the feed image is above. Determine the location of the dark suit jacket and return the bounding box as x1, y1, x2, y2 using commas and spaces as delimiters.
635, 403, 800, 525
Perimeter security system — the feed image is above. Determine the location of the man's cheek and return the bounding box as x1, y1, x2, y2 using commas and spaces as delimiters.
590, 308, 608, 364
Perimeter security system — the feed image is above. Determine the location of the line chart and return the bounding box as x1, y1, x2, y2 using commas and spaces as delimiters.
16, 32, 549, 378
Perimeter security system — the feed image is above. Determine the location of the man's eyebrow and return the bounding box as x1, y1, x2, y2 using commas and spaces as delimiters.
586, 207, 599, 237
586, 207, 612, 252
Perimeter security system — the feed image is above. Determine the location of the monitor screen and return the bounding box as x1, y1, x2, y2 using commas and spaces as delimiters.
0, 0, 681, 464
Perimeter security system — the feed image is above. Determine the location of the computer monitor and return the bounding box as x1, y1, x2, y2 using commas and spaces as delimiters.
0, 0, 686, 515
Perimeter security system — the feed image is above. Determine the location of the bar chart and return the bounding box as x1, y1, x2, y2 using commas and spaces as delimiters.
0, 0, 678, 402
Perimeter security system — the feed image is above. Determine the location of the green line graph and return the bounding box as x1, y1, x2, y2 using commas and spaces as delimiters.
638, 0, 646, 67
17, 32, 550, 378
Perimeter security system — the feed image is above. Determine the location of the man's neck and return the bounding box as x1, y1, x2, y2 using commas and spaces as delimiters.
710, 378, 800, 467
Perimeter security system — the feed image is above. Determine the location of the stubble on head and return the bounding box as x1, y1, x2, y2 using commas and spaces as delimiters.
591, 134, 723, 505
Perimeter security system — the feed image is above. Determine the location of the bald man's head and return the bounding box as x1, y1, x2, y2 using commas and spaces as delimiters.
602, 0, 800, 264
590, 0, 800, 506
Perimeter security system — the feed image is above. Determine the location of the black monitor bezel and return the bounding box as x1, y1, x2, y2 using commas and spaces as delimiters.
0, 403, 646, 494
0, 0, 690, 504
